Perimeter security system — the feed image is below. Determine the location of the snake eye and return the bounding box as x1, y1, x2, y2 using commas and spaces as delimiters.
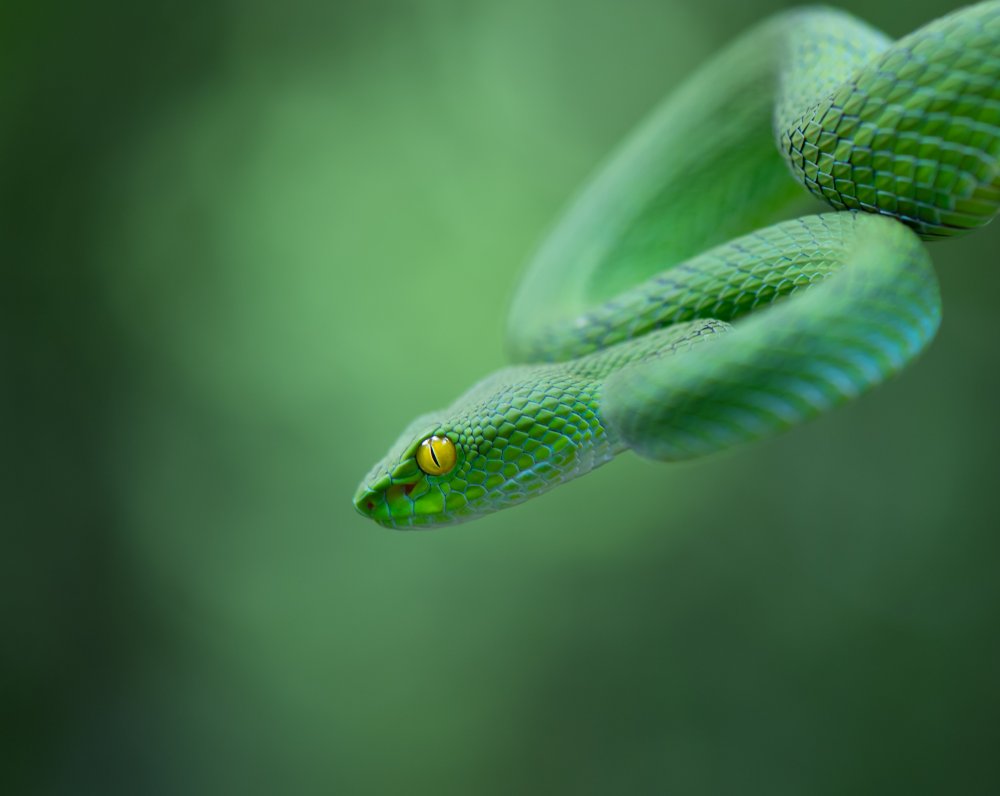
415, 435, 457, 476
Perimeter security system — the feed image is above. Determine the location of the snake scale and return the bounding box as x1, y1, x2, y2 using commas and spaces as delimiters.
355, 2, 1000, 528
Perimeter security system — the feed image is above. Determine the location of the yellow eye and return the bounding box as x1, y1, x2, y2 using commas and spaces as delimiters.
416, 435, 457, 476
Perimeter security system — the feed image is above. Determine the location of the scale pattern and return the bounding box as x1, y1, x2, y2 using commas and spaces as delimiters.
783, 4, 1000, 237
355, 2, 1000, 528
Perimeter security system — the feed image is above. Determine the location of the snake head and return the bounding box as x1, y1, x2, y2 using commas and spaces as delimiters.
352, 413, 476, 529
353, 366, 616, 529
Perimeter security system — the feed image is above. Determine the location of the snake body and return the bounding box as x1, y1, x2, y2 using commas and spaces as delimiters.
355, 3, 1000, 528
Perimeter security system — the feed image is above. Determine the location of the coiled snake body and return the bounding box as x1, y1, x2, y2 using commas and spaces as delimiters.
355, 3, 1000, 528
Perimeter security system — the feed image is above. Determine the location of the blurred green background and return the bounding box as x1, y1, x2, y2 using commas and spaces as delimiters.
6, 0, 1000, 793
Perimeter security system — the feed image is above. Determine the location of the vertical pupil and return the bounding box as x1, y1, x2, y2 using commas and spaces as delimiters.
429, 440, 441, 468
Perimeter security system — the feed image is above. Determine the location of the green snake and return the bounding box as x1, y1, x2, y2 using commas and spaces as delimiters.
354, 2, 1000, 529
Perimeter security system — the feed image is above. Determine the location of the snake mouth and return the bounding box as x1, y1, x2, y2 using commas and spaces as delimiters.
354, 482, 485, 529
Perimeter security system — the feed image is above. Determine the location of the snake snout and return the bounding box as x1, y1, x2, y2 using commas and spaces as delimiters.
353, 480, 396, 526
352, 485, 377, 517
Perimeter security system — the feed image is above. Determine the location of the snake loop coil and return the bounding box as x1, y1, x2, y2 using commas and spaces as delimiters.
356, 3, 1000, 528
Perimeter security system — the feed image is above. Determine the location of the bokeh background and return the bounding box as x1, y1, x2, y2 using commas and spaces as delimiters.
7, 0, 1000, 793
